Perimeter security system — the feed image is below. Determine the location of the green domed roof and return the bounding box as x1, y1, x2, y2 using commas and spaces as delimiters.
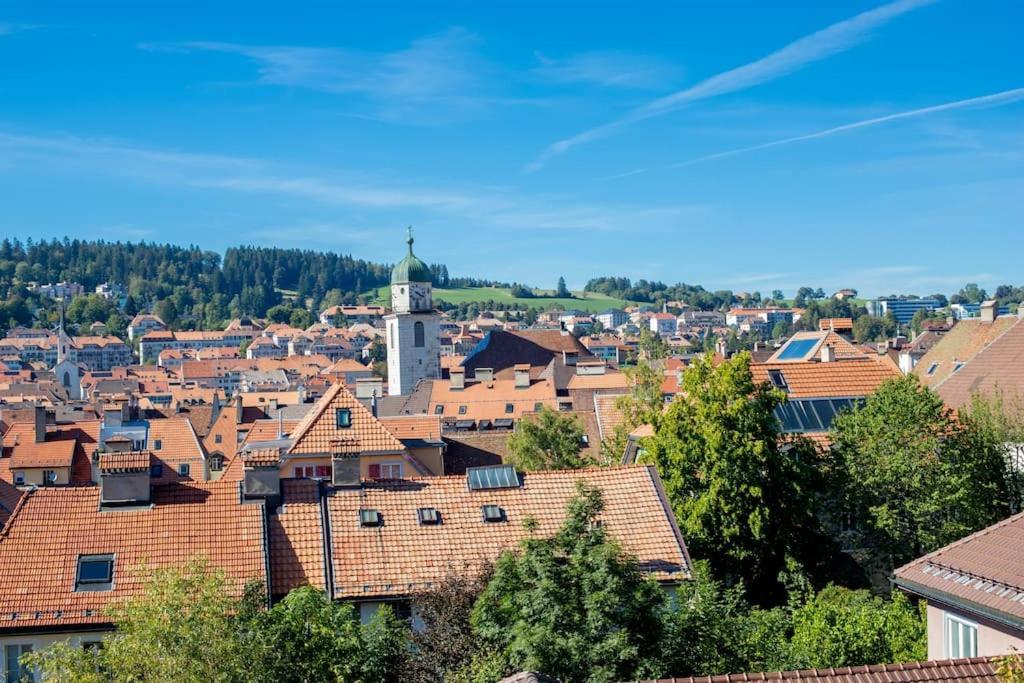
391, 227, 432, 284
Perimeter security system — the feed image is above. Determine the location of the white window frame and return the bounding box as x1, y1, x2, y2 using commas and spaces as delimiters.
5, 643, 34, 683
378, 462, 403, 479
944, 613, 978, 658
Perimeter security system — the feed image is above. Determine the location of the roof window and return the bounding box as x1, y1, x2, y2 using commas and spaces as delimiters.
417, 507, 441, 525
926, 362, 939, 375
767, 369, 789, 391
481, 505, 505, 523
75, 554, 114, 592
359, 508, 382, 527
468, 465, 520, 490
336, 408, 352, 429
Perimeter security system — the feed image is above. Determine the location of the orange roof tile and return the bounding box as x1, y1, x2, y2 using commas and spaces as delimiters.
98, 451, 150, 471
426, 377, 559, 421
635, 658, 1000, 682
566, 372, 630, 390
0, 481, 266, 631
593, 393, 627, 440
323, 465, 690, 599
752, 357, 899, 399
242, 448, 281, 467
9, 439, 76, 469
268, 479, 326, 597
378, 415, 443, 442
914, 317, 1019, 388
288, 382, 405, 455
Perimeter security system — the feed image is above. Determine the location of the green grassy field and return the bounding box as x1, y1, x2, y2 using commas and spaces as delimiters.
367, 285, 637, 312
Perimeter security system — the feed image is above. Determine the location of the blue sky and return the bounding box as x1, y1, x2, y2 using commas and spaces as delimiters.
1, 1, 1022, 297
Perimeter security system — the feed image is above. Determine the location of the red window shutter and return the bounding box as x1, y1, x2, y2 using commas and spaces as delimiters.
315, 466, 330, 477
368, 464, 381, 479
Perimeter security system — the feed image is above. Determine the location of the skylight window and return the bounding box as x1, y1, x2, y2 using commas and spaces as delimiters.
481, 505, 505, 523
359, 509, 382, 527
434, 405, 444, 415
953, 362, 964, 373
417, 507, 441, 525
767, 369, 788, 391
458, 405, 468, 415
467, 465, 520, 490
505, 403, 514, 414
75, 555, 114, 592
335, 408, 352, 429
926, 362, 939, 376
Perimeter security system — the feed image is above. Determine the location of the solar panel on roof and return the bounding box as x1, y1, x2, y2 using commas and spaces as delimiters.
467, 465, 520, 491
776, 338, 819, 360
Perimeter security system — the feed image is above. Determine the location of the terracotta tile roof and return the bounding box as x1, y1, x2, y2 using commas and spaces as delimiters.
245, 418, 300, 444
426, 377, 559, 421
0, 481, 266, 631
9, 439, 76, 469
894, 510, 1024, 626
914, 317, 1019, 389
930, 318, 1024, 409
146, 417, 207, 483
3, 420, 99, 482
752, 357, 900, 399
242, 448, 281, 467
269, 479, 326, 597
379, 415, 443, 442
593, 393, 627, 440
98, 451, 150, 471
323, 465, 690, 600
819, 317, 854, 331
288, 382, 405, 455
567, 372, 630, 391
630, 657, 999, 682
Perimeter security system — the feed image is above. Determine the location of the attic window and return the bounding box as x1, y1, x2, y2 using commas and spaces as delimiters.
926, 362, 939, 375
177, 464, 190, 477
336, 408, 352, 428
481, 505, 505, 523
359, 509, 382, 527
13, 473, 24, 486
150, 464, 163, 478
75, 555, 114, 592
953, 362, 964, 373
434, 405, 444, 415
767, 369, 789, 391
154, 439, 162, 450
458, 405, 468, 415
418, 507, 441, 525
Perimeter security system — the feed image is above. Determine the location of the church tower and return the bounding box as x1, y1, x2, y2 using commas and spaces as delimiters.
385, 228, 440, 396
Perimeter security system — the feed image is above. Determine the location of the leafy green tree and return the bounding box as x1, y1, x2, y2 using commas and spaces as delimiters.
556, 276, 570, 298
289, 308, 314, 329
997, 652, 1024, 683
637, 327, 669, 360
248, 586, 407, 683
506, 406, 586, 470
787, 586, 925, 668
266, 304, 293, 324
600, 359, 663, 463
963, 390, 1024, 510
644, 352, 821, 599
472, 483, 665, 682
400, 570, 493, 682
851, 314, 895, 342
830, 375, 1012, 571
153, 298, 179, 328
24, 560, 257, 682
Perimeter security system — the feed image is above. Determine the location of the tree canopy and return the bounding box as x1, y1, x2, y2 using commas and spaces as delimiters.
506, 406, 586, 471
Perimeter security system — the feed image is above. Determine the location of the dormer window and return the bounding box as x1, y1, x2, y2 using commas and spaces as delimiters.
335, 408, 352, 429
177, 464, 190, 477
75, 554, 114, 592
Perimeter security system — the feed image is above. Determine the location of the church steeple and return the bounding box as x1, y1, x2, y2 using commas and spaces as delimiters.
56, 299, 72, 365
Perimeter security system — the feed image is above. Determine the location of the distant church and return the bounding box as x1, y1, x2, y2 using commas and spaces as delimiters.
385, 229, 440, 396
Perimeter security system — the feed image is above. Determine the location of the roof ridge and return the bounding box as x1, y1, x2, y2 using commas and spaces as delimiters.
932, 316, 1022, 391
895, 508, 1024, 574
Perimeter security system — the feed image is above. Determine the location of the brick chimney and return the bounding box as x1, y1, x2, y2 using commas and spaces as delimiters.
450, 367, 465, 391
235, 394, 243, 425
980, 300, 997, 324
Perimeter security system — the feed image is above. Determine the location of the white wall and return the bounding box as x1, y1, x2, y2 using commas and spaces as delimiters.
0, 630, 110, 681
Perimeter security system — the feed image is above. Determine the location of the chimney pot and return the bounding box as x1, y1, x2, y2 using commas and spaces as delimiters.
34, 405, 47, 444
820, 344, 836, 363
450, 368, 465, 391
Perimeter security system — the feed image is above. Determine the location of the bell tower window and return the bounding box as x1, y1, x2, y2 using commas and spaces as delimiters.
414, 321, 425, 347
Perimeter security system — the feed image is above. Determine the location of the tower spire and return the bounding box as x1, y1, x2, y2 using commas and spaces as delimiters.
406, 225, 414, 254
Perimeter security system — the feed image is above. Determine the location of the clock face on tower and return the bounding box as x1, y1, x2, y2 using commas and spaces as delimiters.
409, 283, 430, 311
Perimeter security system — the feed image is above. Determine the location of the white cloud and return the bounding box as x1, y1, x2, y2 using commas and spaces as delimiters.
616, 87, 1024, 175
529, 0, 937, 169
531, 50, 680, 89
0, 125, 702, 236
140, 29, 519, 123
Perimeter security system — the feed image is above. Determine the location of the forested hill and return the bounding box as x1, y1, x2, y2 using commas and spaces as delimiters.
0, 237, 508, 333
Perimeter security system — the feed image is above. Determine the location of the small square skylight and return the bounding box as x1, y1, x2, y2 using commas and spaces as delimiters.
359, 508, 382, 527
481, 505, 505, 523
417, 507, 441, 525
